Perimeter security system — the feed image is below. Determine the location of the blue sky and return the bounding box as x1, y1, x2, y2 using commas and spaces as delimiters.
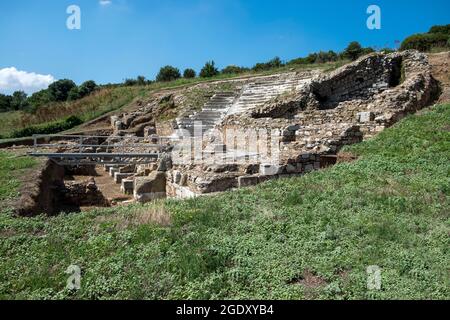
0, 0, 449, 94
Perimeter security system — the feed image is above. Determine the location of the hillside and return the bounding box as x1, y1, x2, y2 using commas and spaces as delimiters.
0, 103, 448, 299
0, 61, 344, 140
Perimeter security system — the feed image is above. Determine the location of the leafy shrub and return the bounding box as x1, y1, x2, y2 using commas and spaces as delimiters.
252, 57, 284, 72
401, 33, 449, 51
67, 87, 81, 101
10, 115, 83, 138
315, 51, 339, 63
156, 66, 181, 82
199, 61, 219, 78
27, 90, 51, 111
429, 24, 450, 35
183, 68, 196, 78
221, 65, 248, 74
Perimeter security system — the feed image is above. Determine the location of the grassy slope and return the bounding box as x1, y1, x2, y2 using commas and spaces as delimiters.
0, 104, 448, 300
0, 60, 345, 139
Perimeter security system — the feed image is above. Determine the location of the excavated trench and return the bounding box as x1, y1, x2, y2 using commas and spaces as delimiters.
14, 161, 131, 216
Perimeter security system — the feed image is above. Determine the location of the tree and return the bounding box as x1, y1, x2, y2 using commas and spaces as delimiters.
199, 61, 219, 78
28, 90, 51, 110
136, 76, 147, 86
156, 66, 181, 82
10, 91, 28, 110
183, 68, 196, 79
78, 80, 97, 97
48, 79, 77, 101
67, 87, 81, 101
343, 41, 364, 61
0, 94, 12, 112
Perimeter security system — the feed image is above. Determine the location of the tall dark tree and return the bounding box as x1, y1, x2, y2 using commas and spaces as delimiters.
78, 80, 97, 97
183, 68, 196, 79
343, 41, 364, 61
47, 79, 77, 101
199, 61, 219, 78
136, 76, 147, 86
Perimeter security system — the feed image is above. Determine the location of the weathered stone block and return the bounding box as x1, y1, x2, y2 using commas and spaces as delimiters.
109, 167, 119, 177
134, 171, 167, 203
260, 164, 282, 176
121, 179, 134, 195
114, 172, 134, 184
238, 175, 259, 188
357, 112, 375, 123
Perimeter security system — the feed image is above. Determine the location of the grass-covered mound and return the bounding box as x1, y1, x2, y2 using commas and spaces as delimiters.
0, 104, 449, 300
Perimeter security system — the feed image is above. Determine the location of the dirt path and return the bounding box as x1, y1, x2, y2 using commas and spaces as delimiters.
428, 51, 450, 104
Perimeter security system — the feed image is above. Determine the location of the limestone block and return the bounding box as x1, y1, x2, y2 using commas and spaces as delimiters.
109, 167, 119, 177
259, 164, 281, 176
134, 171, 167, 203
121, 179, 134, 195
143, 126, 157, 138
119, 164, 136, 174
173, 170, 182, 184
286, 163, 297, 174
357, 112, 375, 123
238, 175, 259, 188
110, 116, 119, 128
114, 172, 134, 184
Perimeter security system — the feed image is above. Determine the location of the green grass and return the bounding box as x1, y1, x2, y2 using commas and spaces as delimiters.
0, 152, 36, 201
0, 104, 448, 300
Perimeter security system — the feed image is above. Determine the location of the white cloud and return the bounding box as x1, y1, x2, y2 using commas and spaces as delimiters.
99, 0, 112, 5
0, 67, 55, 95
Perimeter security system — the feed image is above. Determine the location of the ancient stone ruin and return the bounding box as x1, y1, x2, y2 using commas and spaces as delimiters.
25, 50, 440, 211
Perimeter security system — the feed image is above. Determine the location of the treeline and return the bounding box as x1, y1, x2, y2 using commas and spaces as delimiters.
0, 79, 97, 113
401, 24, 450, 51
153, 41, 378, 82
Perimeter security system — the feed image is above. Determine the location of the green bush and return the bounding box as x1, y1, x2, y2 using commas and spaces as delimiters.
199, 61, 219, 78
429, 24, 450, 35
156, 66, 181, 82
221, 65, 249, 74
252, 57, 284, 71
183, 68, 196, 78
400, 33, 449, 51
343, 41, 364, 61
10, 115, 83, 138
